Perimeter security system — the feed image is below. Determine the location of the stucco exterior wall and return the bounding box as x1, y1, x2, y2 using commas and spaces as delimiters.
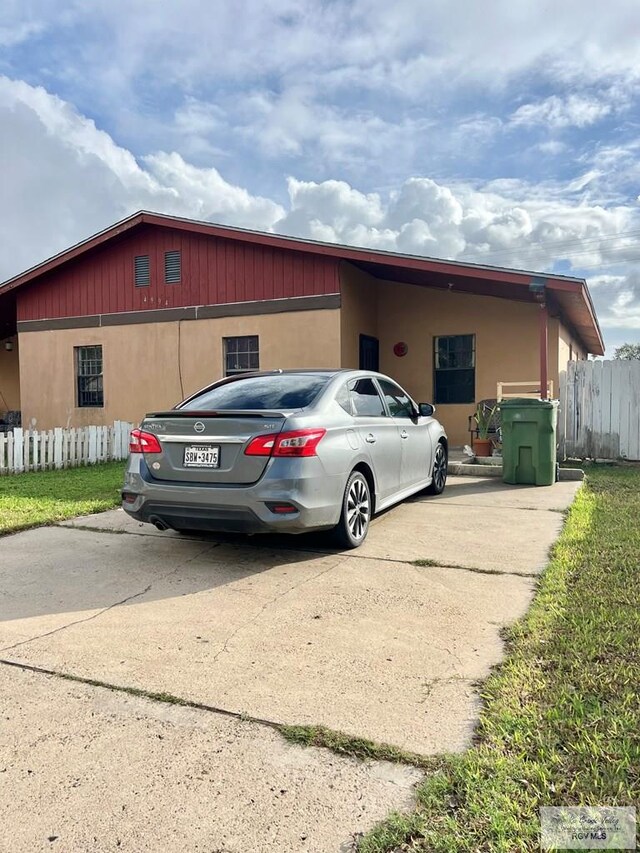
377, 282, 551, 445
15, 270, 585, 446
340, 265, 558, 445
0, 337, 20, 413
17, 309, 341, 430
339, 263, 379, 368
558, 320, 587, 367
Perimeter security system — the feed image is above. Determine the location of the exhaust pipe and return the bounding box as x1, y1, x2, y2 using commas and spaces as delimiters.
149, 515, 169, 531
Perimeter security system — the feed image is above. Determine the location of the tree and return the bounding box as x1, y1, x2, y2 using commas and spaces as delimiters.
613, 343, 640, 360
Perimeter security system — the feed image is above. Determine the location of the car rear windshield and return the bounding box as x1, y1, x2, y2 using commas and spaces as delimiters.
179, 374, 332, 411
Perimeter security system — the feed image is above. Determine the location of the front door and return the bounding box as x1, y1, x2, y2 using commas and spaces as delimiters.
377, 377, 432, 489
359, 335, 379, 371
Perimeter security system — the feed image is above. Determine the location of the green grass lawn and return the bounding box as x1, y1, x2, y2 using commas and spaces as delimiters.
0, 462, 125, 535
360, 466, 640, 853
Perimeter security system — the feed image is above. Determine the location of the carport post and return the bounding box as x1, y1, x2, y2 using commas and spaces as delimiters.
539, 302, 548, 400
529, 277, 549, 401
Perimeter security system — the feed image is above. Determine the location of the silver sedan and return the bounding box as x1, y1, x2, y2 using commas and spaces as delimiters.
122, 369, 448, 548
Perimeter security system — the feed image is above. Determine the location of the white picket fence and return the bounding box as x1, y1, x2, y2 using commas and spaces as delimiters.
559, 360, 640, 460
0, 421, 134, 475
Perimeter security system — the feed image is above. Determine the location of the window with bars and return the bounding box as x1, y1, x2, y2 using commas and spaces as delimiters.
433, 334, 475, 404
75, 345, 104, 408
165, 250, 181, 283
224, 336, 259, 376
134, 255, 150, 286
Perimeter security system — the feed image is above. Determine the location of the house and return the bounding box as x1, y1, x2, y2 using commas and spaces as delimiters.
0, 211, 604, 445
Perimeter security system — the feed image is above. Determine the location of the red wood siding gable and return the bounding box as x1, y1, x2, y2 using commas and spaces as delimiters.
17, 225, 341, 322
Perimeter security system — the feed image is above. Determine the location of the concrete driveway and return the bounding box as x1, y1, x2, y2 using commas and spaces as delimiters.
0, 475, 580, 852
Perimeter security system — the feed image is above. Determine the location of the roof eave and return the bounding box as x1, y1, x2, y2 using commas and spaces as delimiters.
0, 211, 146, 295
0, 208, 604, 355
547, 279, 605, 356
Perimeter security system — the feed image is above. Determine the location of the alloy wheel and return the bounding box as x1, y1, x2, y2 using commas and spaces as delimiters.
433, 444, 447, 491
346, 477, 370, 540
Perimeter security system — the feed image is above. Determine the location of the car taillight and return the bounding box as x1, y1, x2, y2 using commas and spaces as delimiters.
245, 428, 326, 458
244, 434, 277, 456
129, 429, 162, 454
275, 429, 326, 457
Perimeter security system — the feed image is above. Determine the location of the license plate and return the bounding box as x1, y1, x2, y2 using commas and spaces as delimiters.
183, 445, 220, 468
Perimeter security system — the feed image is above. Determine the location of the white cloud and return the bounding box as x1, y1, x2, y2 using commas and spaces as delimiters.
511, 94, 612, 128
0, 19, 44, 46
234, 86, 429, 175
173, 98, 225, 138
588, 272, 640, 333
0, 76, 283, 278
0, 0, 46, 46
536, 140, 568, 155
12, 10, 640, 266
48, 0, 640, 92
275, 174, 640, 280
5, 0, 640, 183
1, 75, 640, 346
142, 152, 282, 229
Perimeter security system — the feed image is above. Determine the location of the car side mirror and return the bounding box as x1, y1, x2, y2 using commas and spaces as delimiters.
418, 402, 435, 417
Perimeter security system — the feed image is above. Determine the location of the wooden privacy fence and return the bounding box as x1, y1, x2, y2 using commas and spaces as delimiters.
559, 360, 640, 460
0, 421, 134, 475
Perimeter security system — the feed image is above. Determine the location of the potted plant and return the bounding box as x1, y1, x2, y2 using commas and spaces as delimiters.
472, 402, 497, 457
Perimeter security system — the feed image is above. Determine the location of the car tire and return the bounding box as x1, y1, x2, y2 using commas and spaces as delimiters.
333, 470, 371, 549
426, 441, 447, 495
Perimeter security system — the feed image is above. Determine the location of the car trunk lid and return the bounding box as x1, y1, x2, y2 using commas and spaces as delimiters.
140, 410, 288, 484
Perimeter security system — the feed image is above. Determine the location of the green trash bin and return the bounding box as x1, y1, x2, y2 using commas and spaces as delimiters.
500, 398, 559, 486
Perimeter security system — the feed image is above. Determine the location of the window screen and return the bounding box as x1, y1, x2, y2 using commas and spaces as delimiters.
224, 336, 259, 376
165, 250, 181, 283
134, 255, 150, 286
433, 334, 475, 404
76, 345, 104, 408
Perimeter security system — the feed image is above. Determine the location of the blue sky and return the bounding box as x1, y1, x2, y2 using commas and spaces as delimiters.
1, 0, 640, 352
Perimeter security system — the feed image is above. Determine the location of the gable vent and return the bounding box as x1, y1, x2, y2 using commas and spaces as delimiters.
165, 250, 181, 283
134, 255, 150, 286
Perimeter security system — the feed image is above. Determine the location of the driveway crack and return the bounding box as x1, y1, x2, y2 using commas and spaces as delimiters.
211, 556, 345, 663
420, 675, 476, 701
0, 542, 220, 654
430, 643, 463, 672
55, 524, 539, 577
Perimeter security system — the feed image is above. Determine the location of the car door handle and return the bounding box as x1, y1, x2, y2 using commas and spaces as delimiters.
400, 429, 408, 439
365, 433, 376, 444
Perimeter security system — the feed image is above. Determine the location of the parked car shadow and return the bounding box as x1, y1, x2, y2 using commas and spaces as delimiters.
0, 524, 338, 628
0, 476, 548, 630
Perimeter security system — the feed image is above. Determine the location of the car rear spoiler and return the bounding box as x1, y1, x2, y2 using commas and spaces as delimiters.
144, 409, 291, 419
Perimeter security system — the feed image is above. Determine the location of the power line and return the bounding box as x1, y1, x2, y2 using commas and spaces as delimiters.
557, 255, 640, 272
460, 227, 640, 264
461, 243, 640, 269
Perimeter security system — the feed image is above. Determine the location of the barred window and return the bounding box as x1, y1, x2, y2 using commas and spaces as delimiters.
434, 335, 475, 404
76, 345, 104, 408
224, 336, 259, 376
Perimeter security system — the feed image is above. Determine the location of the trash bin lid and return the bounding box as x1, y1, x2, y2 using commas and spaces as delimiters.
498, 397, 558, 408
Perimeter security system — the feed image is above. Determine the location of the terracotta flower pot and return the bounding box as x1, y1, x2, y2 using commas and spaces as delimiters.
472, 438, 493, 457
